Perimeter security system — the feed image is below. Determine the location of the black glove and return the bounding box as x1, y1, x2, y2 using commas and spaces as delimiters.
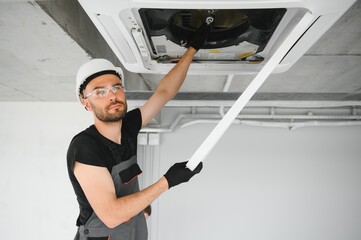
188, 23, 212, 51
164, 161, 203, 189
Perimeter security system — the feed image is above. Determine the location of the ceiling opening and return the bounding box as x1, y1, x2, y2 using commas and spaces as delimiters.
139, 8, 286, 64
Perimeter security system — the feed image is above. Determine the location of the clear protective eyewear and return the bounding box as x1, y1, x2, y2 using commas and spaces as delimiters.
83, 84, 123, 99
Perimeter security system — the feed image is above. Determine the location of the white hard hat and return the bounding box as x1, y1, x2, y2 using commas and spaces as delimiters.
76, 58, 124, 104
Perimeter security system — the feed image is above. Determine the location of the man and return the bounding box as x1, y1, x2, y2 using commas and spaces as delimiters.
67, 23, 211, 240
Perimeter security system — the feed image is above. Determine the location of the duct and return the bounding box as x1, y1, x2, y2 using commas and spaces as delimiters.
141, 112, 361, 133
286, 121, 361, 130
141, 114, 202, 133
181, 119, 361, 131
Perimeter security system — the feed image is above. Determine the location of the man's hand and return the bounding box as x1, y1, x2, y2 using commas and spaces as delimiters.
164, 161, 203, 189
189, 23, 212, 51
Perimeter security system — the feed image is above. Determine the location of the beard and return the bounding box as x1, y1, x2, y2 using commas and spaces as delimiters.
91, 100, 128, 122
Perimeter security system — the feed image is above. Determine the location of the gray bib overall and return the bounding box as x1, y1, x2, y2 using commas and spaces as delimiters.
75, 133, 147, 240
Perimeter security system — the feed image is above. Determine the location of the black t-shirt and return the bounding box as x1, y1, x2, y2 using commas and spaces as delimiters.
66, 108, 142, 226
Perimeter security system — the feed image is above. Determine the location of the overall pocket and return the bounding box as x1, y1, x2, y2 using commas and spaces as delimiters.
119, 163, 142, 184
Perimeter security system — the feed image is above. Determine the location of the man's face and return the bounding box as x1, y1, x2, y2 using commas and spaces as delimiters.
82, 74, 127, 122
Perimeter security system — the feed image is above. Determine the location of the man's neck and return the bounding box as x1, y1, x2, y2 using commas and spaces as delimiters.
94, 119, 122, 144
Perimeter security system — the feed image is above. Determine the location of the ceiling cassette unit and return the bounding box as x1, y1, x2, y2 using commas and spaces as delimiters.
78, 0, 355, 75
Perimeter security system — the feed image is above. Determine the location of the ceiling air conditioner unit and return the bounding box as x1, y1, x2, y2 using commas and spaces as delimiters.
78, 0, 355, 75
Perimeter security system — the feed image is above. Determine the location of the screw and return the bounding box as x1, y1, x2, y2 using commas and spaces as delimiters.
206, 17, 214, 25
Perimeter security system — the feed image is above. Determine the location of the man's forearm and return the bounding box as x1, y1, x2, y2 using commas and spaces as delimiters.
155, 47, 197, 99
106, 177, 168, 228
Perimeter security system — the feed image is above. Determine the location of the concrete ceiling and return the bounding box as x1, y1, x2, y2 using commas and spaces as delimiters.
1, 0, 361, 106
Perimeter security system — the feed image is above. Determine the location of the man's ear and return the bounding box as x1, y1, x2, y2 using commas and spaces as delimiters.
82, 99, 92, 111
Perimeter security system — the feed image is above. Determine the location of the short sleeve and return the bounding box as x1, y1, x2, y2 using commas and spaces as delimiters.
67, 133, 107, 170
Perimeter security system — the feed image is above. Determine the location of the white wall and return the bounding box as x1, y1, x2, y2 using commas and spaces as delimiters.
1, 103, 361, 240
0, 102, 93, 239
151, 110, 361, 240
